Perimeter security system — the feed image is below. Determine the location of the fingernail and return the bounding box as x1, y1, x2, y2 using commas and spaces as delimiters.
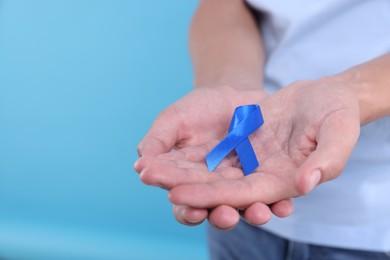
308, 169, 321, 192
174, 205, 184, 215
183, 209, 200, 224
175, 205, 199, 224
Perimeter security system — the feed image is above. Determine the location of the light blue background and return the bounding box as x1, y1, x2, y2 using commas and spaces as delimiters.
0, 1, 207, 259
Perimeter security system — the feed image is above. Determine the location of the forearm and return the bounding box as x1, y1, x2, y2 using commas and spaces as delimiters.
329, 53, 390, 125
190, 0, 264, 90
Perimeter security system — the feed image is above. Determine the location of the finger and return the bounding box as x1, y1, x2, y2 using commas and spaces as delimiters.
138, 157, 243, 189
158, 144, 237, 169
135, 141, 236, 176
158, 144, 211, 163
173, 205, 208, 226
137, 109, 182, 157
270, 198, 294, 218
134, 154, 206, 175
295, 110, 360, 194
133, 155, 151, 174
169, 172, 296, 208
208, 205, 240, 231
241, 202, 272, 225
139, 157, 209, 189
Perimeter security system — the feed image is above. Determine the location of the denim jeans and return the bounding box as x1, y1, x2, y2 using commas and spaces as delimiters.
208, 220, 390, 260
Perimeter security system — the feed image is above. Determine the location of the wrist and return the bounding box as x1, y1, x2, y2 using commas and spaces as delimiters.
322, 70, 378, 126
323, 54, 390, 125
193, 84, 267, 108
194, 74, 263, 92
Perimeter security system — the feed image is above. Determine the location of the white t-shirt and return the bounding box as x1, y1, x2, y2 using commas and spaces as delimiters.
246, 0, 390, 251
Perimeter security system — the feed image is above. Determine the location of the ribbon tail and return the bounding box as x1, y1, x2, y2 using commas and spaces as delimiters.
235, 138, 259, 175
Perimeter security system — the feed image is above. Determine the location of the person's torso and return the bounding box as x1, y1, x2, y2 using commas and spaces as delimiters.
246, 0, 390, 251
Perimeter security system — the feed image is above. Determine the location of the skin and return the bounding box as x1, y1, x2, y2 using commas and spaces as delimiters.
135, 76, 361, 222
134, 0, 390, 230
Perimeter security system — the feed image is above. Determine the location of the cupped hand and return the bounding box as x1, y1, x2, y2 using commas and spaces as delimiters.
136, 86, 264, 157
134, 85, 293, 229
137, 79, 361, 223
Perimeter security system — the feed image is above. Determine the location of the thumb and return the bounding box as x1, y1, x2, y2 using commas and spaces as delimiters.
137, 109, 182, 157
295, 111, 360, 195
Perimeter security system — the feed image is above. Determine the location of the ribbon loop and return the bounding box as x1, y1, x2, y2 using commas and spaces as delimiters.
206, 104, 264, 175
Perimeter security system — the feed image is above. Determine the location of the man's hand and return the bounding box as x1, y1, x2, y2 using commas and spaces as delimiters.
136, 79, 361, 220
135, 85, 293, 229
136, 86, 263, 157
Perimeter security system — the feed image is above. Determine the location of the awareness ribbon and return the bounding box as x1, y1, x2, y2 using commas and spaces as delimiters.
206, 104, 264, 176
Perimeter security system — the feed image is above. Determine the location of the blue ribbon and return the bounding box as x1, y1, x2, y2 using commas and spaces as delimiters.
206, 104, 264, 176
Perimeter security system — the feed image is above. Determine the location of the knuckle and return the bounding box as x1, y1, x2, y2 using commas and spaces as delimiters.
136, 143, 143, 157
